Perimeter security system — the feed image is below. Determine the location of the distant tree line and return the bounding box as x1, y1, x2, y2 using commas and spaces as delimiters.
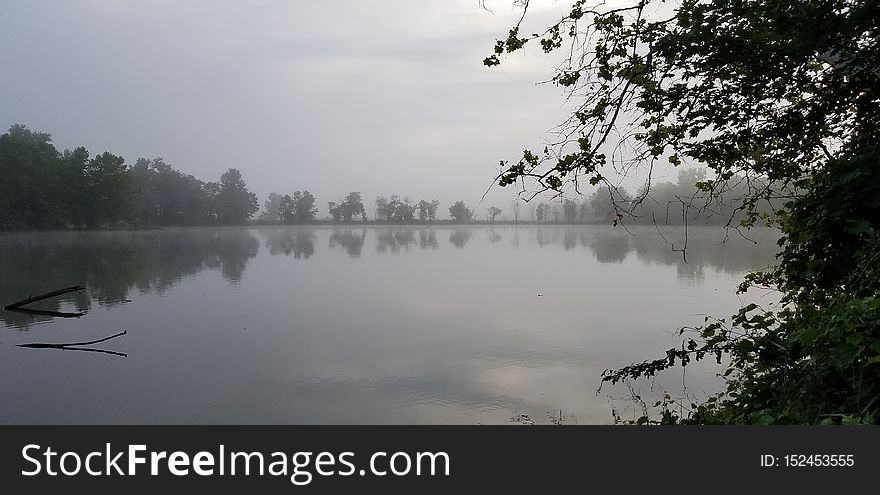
373, 195, 441, 223
1, 125, 761, 231
516, 168, 771, 227
260, 191, 318, 224
0, 125, 258, 230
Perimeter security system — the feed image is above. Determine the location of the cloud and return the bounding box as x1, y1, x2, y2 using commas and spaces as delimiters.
1, 0, 575, 216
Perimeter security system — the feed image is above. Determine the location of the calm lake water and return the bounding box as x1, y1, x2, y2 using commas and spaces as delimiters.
0, 225, 779, 424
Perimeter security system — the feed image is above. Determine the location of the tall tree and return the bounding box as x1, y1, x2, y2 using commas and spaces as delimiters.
0, 125, 63, 229
416, 199, 441, 222
153, 159, 212, 225
128, 157, 158, 225
216, 168, 258, 224
328, 201, 344, 222
427, 199, 440, 221
448, 201, 473, 223
417, 200, 432, 221
389, 195, 415, 223
83, 152, 132, 227
329, 191, 365, 222
261, 192, 284, 222
375, 196, 391, 222
203, 181, 221, 224
292, 190, 317, 223
279, 194, 295, 223
487, 206, 503, 223
375, 195, 415, 223
280, 190, 317, 223
535, 203, 549, 223
59, 146, 92, 228
343, 191, 366, 222
590, 187, 632, 226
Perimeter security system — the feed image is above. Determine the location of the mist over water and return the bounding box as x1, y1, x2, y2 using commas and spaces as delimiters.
0, 226, 778, 424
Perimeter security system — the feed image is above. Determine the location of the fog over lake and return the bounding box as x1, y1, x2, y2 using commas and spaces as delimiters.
0, 225, 778, 424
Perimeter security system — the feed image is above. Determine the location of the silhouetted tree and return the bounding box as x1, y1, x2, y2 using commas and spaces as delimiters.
0, 125, 269, 229
416, 200, 430, 221
512, 199, 522, 223
416, 199, 440, 222
293, 191, 317, 223
128, 157, 157, 225
390, 195, 415, 223
329, 191, 366, 222
60, 146, 92, 228
84, 152, 132, 227
152, 159, 213, 225
376, 195, 415, 223
535, 203, 549, 223
448, 201, 473, 223
261, 192, 284, 222
487, 206, 502, 223
427, 200, 440, 221
216, 169, 258, 224
280, 190, 317, 224
328, 201, 344, 222
375, 196, 391, 222
0, 126, 65, 230
203, 181, 221, 224
590, 186, 632, 224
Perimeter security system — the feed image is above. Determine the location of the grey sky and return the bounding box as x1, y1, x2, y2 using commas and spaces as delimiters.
0, 1, 601, 218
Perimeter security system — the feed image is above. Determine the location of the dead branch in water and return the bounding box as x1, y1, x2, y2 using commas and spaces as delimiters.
19, 330, 127, 347
4, 307, 86, 319
3, 285, 85, 310
18, 330, 128, 358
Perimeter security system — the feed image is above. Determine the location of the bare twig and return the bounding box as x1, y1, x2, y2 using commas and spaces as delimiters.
4, 285, 85, 310
18, 330, 128, 358
4, 307, 86, 319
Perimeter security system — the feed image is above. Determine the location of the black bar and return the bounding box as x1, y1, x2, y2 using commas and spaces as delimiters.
0, 426, 872, 493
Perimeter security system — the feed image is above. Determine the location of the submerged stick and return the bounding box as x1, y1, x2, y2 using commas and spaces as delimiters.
18, 346, 128, 358
4, 307, 87, 319
18, 331, 128, 357
17, 330, 127, 349
68, 347, 126, 357
3, 285, 86, 310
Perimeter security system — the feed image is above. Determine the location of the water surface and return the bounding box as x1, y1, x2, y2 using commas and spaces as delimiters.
0, 225, 778, 424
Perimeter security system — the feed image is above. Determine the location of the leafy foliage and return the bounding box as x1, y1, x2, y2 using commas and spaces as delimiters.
448, 200, 474, 223
329, 192, 367, 223
279, 190, 318, 224
417, 199, 441, 222
487, 206, 503, 222
217, 169, 259, 224
488, 0, 880, 423
375, 195, 417, 223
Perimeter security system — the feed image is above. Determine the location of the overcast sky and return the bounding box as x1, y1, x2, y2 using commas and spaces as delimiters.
0, 0, 634, 218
